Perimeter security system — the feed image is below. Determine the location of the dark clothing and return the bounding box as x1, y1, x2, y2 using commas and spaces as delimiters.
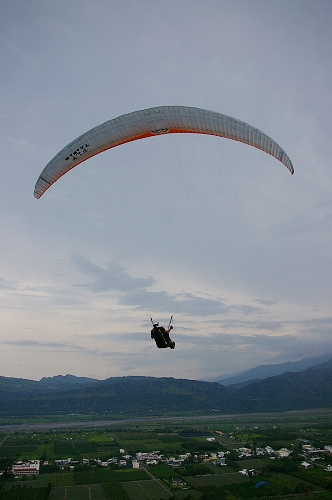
151, 326, 175, 349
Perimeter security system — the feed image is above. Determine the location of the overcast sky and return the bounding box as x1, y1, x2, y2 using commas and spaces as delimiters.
1, 0, 332, 382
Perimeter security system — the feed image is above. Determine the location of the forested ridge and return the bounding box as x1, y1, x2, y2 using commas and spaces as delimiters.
0, 361, 331, 417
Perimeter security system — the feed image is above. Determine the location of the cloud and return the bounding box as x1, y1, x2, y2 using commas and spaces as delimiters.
71, 254, 155, 292
121, 365, 135, 372
298, 317, 332, 335
172, 331, 295, 348
173, 292, 230, 316
2, 339, 86, 351
208, 318, 283, 333
254, 298, 277, 306
1, 338, 137, 360
121, 289, 228, 316
0, 277, 17, 290
230, 304, 264, 316
71, 254, 230, 316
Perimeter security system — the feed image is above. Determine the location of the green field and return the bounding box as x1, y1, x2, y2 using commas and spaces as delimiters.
122, 480, 171, 500
0, 430, 118, 462
48, 484, 108, 500
1, 410, 332, 499
51, 473, 75, 487
187, 471, 249, 488
0, 487, 50, 500
102, 482, 129, 500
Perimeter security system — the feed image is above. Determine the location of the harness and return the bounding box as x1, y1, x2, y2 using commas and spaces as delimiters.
151, 326, 168, 348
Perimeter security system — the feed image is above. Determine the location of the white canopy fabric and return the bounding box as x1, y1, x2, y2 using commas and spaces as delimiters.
34, 106, 294, 199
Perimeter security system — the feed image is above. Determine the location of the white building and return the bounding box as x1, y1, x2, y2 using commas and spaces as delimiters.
276, 448, 291, 458
146, 459, 158, 466
11, 460, 40, 476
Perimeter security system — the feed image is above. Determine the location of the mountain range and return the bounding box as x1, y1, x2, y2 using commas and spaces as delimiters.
0, 357, 331, 418
205, 353, 332, 386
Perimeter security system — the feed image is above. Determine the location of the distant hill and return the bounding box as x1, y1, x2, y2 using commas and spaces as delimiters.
0, 374, 97, 400
225, 358, 332, 413
0, 376, 228, 417
0, 362, 331, 418
206, 353, 332, 387
39, 374, 97, 390
0, 376, 40, 399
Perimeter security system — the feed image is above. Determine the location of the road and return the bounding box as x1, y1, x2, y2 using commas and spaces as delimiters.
0, 435, 9, 447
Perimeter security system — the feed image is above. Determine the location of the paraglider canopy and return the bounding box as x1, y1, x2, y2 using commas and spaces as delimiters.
255, 481, 270, 489
34, 106, 294, 199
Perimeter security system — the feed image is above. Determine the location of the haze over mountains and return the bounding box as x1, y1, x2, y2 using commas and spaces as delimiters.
0, 355, 331, 418
206, 353, 332, 387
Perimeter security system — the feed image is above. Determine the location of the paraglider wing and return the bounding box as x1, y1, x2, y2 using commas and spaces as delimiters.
34, 106, 294, 199
255, 481, 270, 489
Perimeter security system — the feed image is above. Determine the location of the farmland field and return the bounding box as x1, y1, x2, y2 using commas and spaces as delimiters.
102, 482, 129, 500
147, 464, 175, 479
48, 484, 108, 500
0, 487, 50, 500
51, 473, 75, 486
73, 468, 149, 485
1, 410, 332, 499
4, 475, 50, 491
187, 471, 249, 487
172, 491, 201, 499
122, 479, 171, 500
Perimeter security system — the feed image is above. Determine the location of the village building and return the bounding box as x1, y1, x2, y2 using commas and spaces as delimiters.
170, 477, 188, 488
276, 448, 291, 458
11, 460, 40, 476
302, 444, 315, 452
146, 459, 158, 466
256, 446, 275, 456
237, 447, 252, 458
238, 468, 257, 477
55, 458, 79, 470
